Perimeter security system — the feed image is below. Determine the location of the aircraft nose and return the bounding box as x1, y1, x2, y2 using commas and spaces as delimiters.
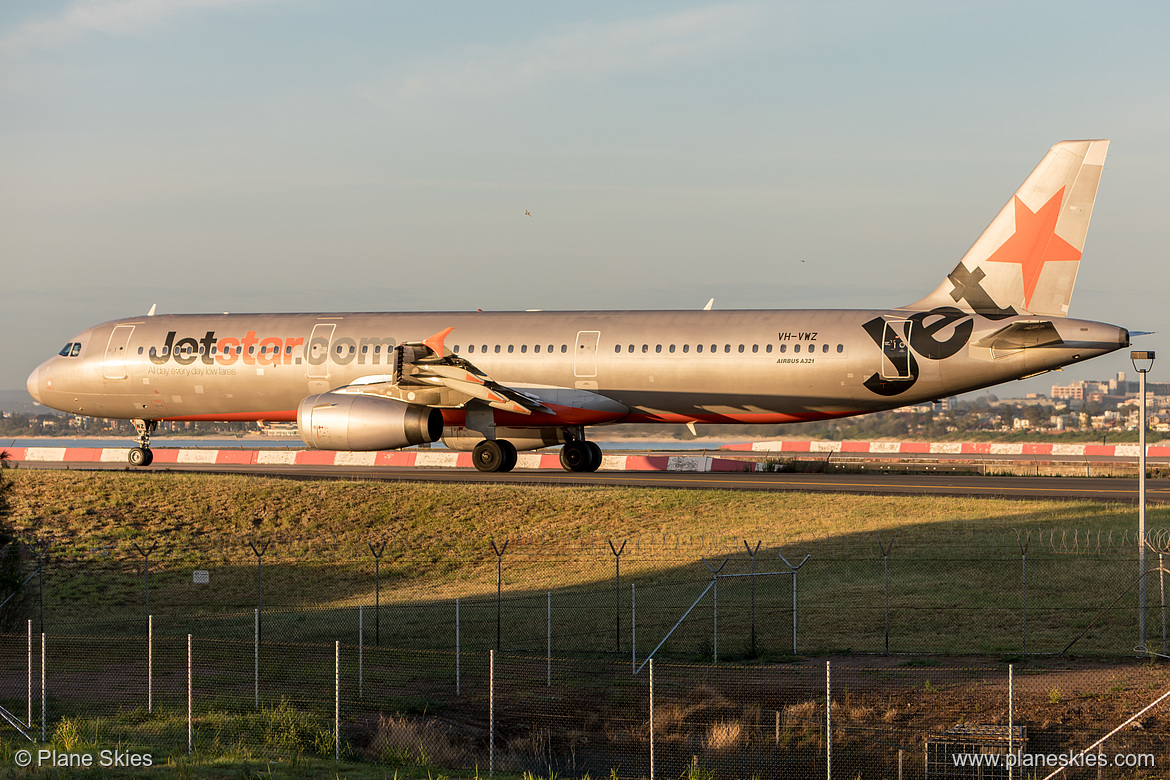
26, 366, 41, 403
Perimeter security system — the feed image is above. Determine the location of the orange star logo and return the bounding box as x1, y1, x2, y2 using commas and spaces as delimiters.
984, 187, 1080, 310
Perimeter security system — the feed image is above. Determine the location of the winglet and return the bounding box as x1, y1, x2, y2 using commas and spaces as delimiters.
703, 298, 714, 311
422, 327, 454, 356
147, 304, 157, 316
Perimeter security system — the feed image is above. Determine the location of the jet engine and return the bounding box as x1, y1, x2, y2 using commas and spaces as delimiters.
297, 392, 443, 451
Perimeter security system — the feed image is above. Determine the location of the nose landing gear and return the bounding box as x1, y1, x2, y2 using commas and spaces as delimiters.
129, 419, 157, 467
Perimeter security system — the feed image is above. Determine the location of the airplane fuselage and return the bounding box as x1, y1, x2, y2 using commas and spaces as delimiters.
28, 308, 1129, 429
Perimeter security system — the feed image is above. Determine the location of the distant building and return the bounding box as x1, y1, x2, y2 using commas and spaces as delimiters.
1052, 384, 1084, 401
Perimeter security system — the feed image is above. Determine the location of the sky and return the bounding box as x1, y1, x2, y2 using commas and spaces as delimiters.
2, 0, 1168, 399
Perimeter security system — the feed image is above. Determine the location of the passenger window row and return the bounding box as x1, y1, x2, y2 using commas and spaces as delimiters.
612, 343, 846, 355
130, 340, 845, 359
140, 345, 298, 357
448, 342, 846, 356
454, 345, 570, 355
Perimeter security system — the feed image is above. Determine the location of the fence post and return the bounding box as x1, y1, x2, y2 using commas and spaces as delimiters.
649, 657, 655, 780
702, 557, 728, 663
249, 541, 270, 648
187, 633, 192, 754
609, 539, 626, 653
778, 553, 811, 655
1008, 664, 1014, 780
133, 540, 158, 618
878, 534, 895, 654
29, 540, 47, 637
546, 591, 551, 686
368, 540, 387, 646
254, 609, 259, 709
1017, 532, 1030, 653
631, 582, 636, 674
148, 614, 153, 714
358, 606, 365, 701
455, 598, 460, 696
40, 632, 45, 742
745, 540, 762, 657
335, 640, 340, 761
490, 538, 508, 651
27, 619, 31, 729
825, 660, 831, 780
1161, 552, 1166, 656
490, 649, 495, 778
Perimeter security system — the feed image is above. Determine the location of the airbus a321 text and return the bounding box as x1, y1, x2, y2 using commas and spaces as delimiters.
27, 140, 1130, 472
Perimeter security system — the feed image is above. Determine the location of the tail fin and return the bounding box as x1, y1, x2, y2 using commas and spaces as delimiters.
905, 139, 1109, 318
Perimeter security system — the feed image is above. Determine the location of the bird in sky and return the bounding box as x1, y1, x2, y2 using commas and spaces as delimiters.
525, 210, 531, 216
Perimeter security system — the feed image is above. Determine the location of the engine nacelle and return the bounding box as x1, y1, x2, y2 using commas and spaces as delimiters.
297, 392, 443, 451
442, 426, 565, 452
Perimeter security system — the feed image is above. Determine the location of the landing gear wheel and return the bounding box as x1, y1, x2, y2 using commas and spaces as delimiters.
473, 440, 516, 473
560, 440, 596, 472
498, 440, 518, 472
130, 419, 157, 467
584, 441, 603, 472
128, 447, 153, 467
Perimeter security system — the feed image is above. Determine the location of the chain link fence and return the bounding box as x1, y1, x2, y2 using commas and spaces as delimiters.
1, 534, 1169, 776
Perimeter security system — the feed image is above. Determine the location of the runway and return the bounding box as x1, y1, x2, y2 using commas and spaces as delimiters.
18, 458, 1170, 503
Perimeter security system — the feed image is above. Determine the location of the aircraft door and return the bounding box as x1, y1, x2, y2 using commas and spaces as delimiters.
879, 319, 914, 380
306, 323, 336, 392
574, 331, 600, 378
103, 325, 135, 380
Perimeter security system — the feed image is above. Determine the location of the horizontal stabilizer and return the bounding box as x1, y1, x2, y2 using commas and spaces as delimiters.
974, 320, 1064, 350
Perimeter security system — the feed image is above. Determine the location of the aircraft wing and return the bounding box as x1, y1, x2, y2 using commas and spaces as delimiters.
974, 320, 1064, 350
333, 328, 553, 416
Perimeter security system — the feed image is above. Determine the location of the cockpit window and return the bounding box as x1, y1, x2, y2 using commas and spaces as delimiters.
70, 343, 82, 357
59, 343, 73, 357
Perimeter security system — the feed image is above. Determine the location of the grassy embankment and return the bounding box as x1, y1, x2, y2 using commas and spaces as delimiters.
5, 469, 1166, 655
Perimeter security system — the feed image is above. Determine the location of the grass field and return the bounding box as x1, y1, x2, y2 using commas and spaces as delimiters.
4, 469, 1168, 656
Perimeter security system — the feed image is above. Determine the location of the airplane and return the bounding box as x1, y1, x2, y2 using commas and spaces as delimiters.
26, 140, 1130, 473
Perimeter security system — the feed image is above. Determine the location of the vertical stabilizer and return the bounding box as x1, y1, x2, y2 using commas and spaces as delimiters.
905, 139, 1109, 318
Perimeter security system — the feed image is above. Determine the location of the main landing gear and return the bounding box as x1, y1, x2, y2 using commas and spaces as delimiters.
129, 419, 157, 467
470, 435, 603, 474
560, 440, 602, 473
472, 439, 518, 473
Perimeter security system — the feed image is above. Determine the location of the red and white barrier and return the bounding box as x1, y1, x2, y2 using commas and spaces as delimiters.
720, 440, 1170, 458
2, 447, 758, 473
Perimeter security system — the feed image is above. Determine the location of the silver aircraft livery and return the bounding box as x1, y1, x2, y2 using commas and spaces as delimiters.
27, 140, 1129, 472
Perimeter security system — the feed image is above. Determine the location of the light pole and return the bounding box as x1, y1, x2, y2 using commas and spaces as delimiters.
1132, 350, 1155, 649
